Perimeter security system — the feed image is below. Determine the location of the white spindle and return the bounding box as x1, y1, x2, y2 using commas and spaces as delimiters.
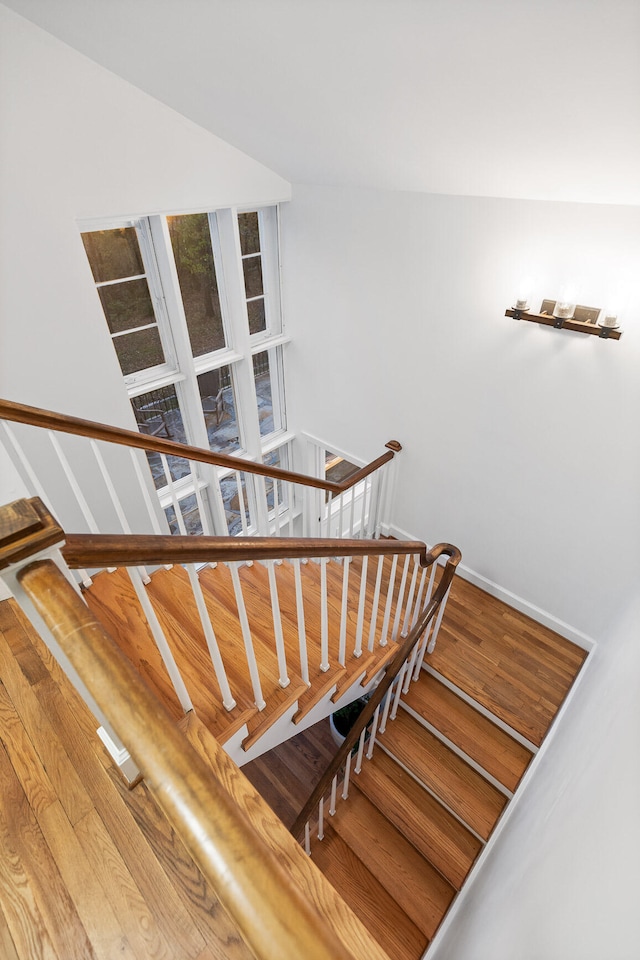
130, 450, 162, 535
292, 559, 310, 686
401, 558, 420, 637
338, 557, 350, 666
127, 567, 193, 713
379, 553, 398, 647
317, 798, 324, 841
324, 492, 333, 538
92, 441, 150, 584
404, 642, 420, 693
367, 470, 382, 538
413, 621, 435, 680
185, 565, 236, 710
229, 562, 266, 710
302, 486, 310, 538
338, 491, 345, 539
379, 682, 394, 734
390, 662, 408, 721
424, 556, 438, 606
160, 454, 187, 535
266, 560, 289, 687
320, 558, 330, 672
286, 481, 294, 536
409, 565, 429, 632
191, 467, 212, 536
342, 750, 352, 800
329, 776, 338, 816
353, 555, 368, 658
366, 705, 381, 759
391, 554, 411, 640
354, 726, 367, 774
348, 485, 356, 537
367, 555, 385, 652
233, 471, 248, 535
358, 478, 368, 537
304, 822, 311, 856
427, 581, 452, 654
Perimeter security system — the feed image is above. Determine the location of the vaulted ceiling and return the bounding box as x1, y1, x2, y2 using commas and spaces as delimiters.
4, 0, 640, 204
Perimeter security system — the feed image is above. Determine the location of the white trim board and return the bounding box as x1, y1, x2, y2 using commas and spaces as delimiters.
387, 523, 596, 653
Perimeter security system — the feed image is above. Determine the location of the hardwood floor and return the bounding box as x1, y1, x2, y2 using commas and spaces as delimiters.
0, 598, 254, 960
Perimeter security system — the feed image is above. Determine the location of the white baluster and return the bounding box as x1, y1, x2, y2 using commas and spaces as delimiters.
272, 476, 282, 537
413, 620, 435, 680
390, 662, 408, 720
366, 470, 381, 539
229, 562, 266, 710
353, 555, 368, 658
427, 581, 452, 654
160, 454, 186, 534
329, 775, 338, 816
130, 448, 172, 570
320, 557, 330, 672
404, 643, 420, 693
367, 555, 385, 652
401, 558, 420, 637
317, 798, 324, 841
190, 467, 212, 536
292, 559, 310, 686
366, 705, 381, 759
354, 726, 367, 774
185, 565, 236, 710
379, 682, 394, 734
91, 441, 150, 584
235, 471, 249, 536
348, 485, 356, 537
338, 491, 345, 539
341, 751, 352, 800
379, 553, 398, 647
424, 557, 439, 607
254, 474, 270, 536
304, 821, 311, 856
323, 492, 331, 538
267, 560, 289, 688
338, 557, 350, 667
127, 567, 193, 713
358, 477, 368, 537
391, 555, 411, 641
302, 485, 310, 538
410, 565, 429, 632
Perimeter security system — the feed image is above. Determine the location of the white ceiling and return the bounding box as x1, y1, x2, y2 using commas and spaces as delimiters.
4, 0, 640, 205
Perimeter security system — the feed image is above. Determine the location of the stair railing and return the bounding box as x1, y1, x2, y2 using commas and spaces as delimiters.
290, 543, 461, 846
0, 509, 358, 960
60, 528, 458, 725
0, 398, 400, 548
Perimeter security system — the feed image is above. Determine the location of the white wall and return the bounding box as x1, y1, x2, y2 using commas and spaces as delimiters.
0, 4, 290, 426
281, 186, 640, 639
281, 184, 640, 959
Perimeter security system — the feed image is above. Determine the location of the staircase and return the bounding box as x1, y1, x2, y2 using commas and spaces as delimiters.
245, 576, 588, 959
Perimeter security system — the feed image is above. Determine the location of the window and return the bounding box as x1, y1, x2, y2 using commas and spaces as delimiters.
81, 206, 291, 536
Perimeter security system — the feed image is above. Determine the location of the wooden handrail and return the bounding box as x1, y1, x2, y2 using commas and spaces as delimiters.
0, 397, 401, 494
17, 558, 359, 960
290, 543, 461, 840
61, 532, 439, 569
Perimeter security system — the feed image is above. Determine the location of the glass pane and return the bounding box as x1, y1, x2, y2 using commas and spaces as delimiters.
238, 212, 260, 256
114, 327, 165, 377
247, 298, 266, 335
82, 228, 145, 283
98, 278, 156, 335
167, 213, 226, 356
253, 351, 280, 437
242, 256, 263, 300
164, 495, 203, 536
220, 472, 250, 535
131, 385, 190, 488
197, 366, 240, 453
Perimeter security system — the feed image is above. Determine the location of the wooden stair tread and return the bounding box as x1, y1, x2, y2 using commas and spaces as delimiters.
329, 783, 455, 939
310, 825, 428, 960
379, 710, 507, 840
428, 577, 587, 746
403, 673, 533, 791
355, 750, 482, 889
181, 712, 393, 960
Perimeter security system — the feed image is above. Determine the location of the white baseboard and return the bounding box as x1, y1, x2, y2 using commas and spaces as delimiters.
387, 523, 596, 653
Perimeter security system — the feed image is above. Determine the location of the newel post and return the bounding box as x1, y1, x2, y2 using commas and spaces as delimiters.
0, 497, 139, 784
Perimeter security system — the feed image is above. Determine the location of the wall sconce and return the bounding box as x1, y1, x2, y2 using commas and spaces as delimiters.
507, 296, 622, 340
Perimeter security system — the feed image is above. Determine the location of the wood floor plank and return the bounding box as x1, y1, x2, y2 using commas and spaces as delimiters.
0, 740, 96, 960
403, 673, 533, 791
0, 681, 58, 817
0, 902, 21, 960
355, 750, 482, 889
310, 826, 428, 960
329, 784, 455, 939
379, 710, 507, 840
